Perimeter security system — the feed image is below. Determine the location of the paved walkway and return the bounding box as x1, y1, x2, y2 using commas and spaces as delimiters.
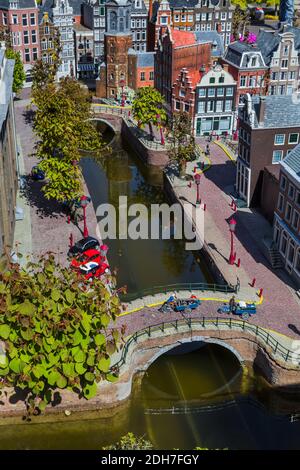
13, 94, 101, 266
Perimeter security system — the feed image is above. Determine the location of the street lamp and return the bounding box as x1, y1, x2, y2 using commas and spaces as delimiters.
194, 173, 201, 205
229, 217, 237, 265
80, 195, 91, 238
120, 78, 125, 107
156, 113, 165, 145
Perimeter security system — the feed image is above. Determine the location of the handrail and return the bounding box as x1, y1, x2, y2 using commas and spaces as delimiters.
119, 282, 237, 302
120, 282, 237, 302
111, 317, 300, 374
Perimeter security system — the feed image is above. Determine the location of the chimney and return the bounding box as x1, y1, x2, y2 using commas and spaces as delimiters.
223, 63, 228, 72
258, 96, 266, 126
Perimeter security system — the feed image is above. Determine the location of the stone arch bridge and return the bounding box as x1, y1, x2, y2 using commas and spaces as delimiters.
99, 317, 300, 407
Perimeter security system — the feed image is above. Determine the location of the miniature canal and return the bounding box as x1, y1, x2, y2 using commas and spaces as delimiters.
1, 131, 300, 449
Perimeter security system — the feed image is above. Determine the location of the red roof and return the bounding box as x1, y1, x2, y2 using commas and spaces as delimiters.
171, 29, 196, 47
187, 70, 201, 89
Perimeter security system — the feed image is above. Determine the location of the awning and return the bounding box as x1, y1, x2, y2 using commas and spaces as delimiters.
77, 63, 95, 72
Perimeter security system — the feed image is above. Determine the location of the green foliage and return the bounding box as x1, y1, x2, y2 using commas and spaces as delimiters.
103, 433, 154, 450
0, 254, 121, 415
32, 78, 107, 202
31, 28, 62, 89
132, 87, 166, 136
5, 49, 26, 95
167, 112, 196, 175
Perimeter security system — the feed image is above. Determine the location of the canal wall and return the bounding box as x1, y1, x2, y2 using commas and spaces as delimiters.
163, 172, 233, 288
93, 109, 169, 167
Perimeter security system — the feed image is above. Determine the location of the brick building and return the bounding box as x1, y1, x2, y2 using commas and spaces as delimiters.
172, 68, 199, 119
128, 50, 154, 89
273, 144, 300, 286
155, 27, 212, 110
0, 44, 18, 255
222, 41, 268, 106
96, 0, 132, 99
147, 0, 173, 51
0, 0, 40, 78
236, 94, 300, 208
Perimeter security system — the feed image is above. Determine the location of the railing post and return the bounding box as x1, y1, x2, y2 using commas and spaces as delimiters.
274, 342, 278, 354
255, 325, 259, 336
202, 317, 205, 328
216, 317, 218, 327
286, 350, 290, 362
148, 326, 151, 337
229, 318, 232, 329
175, 319, 178, 330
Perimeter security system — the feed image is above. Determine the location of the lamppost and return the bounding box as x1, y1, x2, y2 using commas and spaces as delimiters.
194, 173, 201, 205
229, 217, 237, 265
80, 195, 91, 238
120, 78, 125, 107
156, 113, 165, 145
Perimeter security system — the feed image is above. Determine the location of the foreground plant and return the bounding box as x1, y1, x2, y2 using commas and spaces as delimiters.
0, 254, 121, 416
102, 433, 153, 450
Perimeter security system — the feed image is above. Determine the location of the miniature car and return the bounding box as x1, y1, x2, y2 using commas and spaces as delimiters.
31, 165, 45, 181
68, 236, 100, 258
79, 261, 109, 280
70, 248, 103, 269
218, 300, 256, 320
159, 296, 201, 313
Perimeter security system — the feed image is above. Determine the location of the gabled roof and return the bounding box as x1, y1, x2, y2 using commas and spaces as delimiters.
131, 0, 147, 14
282, 143, 300, 178
224, 41, 266, 69
195, 31, 224, 57
169, 0, 198, 8
256, 27, 300, 65
249, 95, 300, 129
171, 29, 196, 47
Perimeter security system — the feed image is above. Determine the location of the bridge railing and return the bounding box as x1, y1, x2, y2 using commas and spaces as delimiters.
119, 282, 237, 303
111, 317, 300, 374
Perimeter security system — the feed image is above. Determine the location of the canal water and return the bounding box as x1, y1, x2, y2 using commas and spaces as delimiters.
1, 342, 300, 450
1, 137, 300, 449
80, 143, 212, 292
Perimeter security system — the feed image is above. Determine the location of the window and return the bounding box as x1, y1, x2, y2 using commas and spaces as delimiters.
280, 175, 287, 190
288, 184, 295, 200
160, 16, 167, 25
289, 71, 296, 80
217, 87, 224, 96
292, 211, 299, 231
174, 14, 179, 22
24, 49, 30, 63
281, 59, 288, 68
288, 241, 295, 264
279, 85, 285, 95
289, 133, 299, 144
216, 100, 223, 112
140, 71, 145, 81
179, 89, 186, 97
272, 150, 283, 163
23, 31, 29, 45
175, 101, 180, 111
296, 191, 300, 206
283, 44, 289, 56
208, 101, 214, 112
31, 30, 37, 44
209, 77, 215, 84
280, 232, 288, 255
149, 71, 154, 81
286, 202, 292, 222
30, 13, 36, 26
277, 193, 284, 212
274, 134, 285, 145
197, 101, 205, 113
240, 75, 246, 87
225, 100, 232, 111
3, 13, 7, 25
208, 88, 215, 97
251, 57, 257, 67
199, 88, 206, 97
184, 103, 190, 112
12, 14, 18, 25
32, 48, 38, 61
271, 72, 278, 80
280, 71, 287, 80
181, 14, 186, 22
22, 14, 27, 26
226, 87, 233, 96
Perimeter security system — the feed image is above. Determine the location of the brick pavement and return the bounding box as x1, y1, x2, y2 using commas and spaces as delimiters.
13, 96, 101, 266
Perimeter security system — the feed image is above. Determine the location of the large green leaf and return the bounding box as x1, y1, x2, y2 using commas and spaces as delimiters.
106, 373, 119, 383
48, 370, 60, 386
9, 358, 25, 374
75, 362, 86, 375
65, 289, 75, 304
51, 289, 60, 302
56, 374, 67, 389
0, 324, 10, 340
84, 371, 95, 383
83, 382, 97, 399
74, 350, 86, 363
94, 334, 106, 347
97, 357, 110, 373
32, 364, 45, 379
20, 328, 34, 341
18, 301, 36, 316
62, 362, 75, 378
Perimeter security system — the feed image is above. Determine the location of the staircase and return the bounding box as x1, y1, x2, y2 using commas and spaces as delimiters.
268, 244, 284, 269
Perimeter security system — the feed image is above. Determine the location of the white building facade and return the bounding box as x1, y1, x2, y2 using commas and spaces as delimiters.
52, 0, 75, 79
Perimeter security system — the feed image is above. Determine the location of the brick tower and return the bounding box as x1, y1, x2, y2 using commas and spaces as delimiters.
97, 0, 132, 99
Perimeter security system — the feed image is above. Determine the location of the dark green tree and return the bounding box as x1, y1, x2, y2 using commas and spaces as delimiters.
5, 49, 26, 95
167, 112, 196, 176
132, 86, 167, 138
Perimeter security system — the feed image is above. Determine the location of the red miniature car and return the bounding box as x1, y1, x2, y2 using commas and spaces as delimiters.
79, 260, 110, 280
71, 249, 103, 269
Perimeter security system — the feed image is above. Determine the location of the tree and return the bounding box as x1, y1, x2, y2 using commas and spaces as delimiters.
32, 78, 107, 202
132, 86, 167, 139
5, 49, 26, 95
31, 28, 62, 89
0, 253, 121, 417
167, 112, 196, 176
103, 433, 153, 450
